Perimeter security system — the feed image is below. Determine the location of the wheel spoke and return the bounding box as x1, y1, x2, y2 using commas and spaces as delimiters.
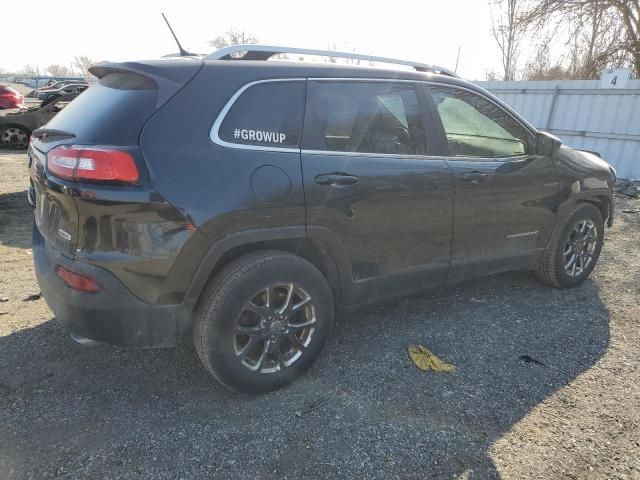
288, 317, 317, 331
244, 301, 269, 319
254, 340, 270, 371
286, 332, 306, 351
264, 287, 271, 309
272, 343, 285, 370
237, 325, 262, 336
564, 253, 576, 271
236, 335, 260, 357
278, 283, 294, 314
292, 296, 311, 312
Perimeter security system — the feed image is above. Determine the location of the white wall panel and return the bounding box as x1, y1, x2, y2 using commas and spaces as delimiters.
477, 79, 640, 178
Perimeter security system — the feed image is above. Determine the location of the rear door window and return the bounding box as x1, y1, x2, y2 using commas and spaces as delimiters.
216, 81, 305, 149
302, 81, 427, 156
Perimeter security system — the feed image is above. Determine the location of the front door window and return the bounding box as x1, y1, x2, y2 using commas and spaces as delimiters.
429, 86, 531, 158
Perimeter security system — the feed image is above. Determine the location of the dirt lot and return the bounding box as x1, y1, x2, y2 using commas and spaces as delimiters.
1, 150, 639, 479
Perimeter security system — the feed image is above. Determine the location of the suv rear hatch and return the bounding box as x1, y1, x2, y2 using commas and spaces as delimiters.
28, 59, 202, 258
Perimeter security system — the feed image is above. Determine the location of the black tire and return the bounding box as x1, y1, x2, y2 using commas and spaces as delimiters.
535, 203, 604, 288
193, 251, 334, 393
0, 125, 30, 150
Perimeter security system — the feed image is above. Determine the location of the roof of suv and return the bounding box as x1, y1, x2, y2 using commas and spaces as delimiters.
200, 44, 471, 89
90, 50, 535, 131
201, 59, 476, 92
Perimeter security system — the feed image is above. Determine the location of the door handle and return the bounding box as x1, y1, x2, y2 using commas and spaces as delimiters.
314, 173, 360, 186
461, 172, 489, 184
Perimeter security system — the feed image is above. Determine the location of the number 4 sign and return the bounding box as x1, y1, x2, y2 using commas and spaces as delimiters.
600, 68, 631, 89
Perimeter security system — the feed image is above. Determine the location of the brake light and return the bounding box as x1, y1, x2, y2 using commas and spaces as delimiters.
47, 146, 139, 183
56, 266, 101, 292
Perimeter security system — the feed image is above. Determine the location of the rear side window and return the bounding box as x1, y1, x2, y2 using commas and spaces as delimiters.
217, 81, 305, 148
429, 86, 531, 158
302, 81, 427, 155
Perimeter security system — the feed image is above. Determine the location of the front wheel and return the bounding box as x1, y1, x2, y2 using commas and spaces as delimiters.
193, 251, 334, 393
535, 203, 604, 288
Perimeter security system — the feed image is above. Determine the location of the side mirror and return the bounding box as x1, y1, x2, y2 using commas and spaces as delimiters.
536, 131, 562, 156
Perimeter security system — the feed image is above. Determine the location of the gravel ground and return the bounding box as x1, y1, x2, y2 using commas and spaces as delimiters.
1, 151, 639, 479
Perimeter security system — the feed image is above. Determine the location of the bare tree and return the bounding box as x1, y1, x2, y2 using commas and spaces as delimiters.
489, 0, 532, 80
614, 0, 640, 75
209, 28, 259, 49
73, 55, 95, 80
20, 64, 41, 77
523, 0, 640, 77
47, 64, 72, 77
523, 33, 574, 79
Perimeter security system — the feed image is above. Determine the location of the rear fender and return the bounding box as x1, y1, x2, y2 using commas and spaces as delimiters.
184, 226, 354, 306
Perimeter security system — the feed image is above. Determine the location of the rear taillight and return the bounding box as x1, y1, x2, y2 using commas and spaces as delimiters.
56, 266, 100, 292
47, 146, 139, 183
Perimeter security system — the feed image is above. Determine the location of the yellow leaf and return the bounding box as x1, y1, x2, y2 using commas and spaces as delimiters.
408, 344, 455, 372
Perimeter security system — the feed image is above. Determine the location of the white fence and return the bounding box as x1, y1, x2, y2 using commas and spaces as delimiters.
476, 79, 640, 179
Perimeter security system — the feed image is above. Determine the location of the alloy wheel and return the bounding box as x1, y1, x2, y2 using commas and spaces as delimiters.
233, 283, 316, 374
1, 127, 29, 149
563, 219, 598, 277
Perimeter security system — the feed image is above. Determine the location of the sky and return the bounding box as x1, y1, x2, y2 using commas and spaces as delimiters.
1, 0, 503, 80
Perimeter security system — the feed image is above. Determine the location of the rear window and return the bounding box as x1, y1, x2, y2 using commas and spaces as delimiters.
216, 81, 305, 149
44, 72, 158, 145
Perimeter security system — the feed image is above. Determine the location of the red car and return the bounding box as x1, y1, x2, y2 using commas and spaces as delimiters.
0, 84, 25, 109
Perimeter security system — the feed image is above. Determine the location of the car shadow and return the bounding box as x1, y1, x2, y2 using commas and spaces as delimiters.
0, 269, 609, 478
0, 189, 32, 250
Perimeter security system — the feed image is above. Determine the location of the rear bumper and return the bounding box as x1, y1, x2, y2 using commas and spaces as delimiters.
32, 221, 193, 348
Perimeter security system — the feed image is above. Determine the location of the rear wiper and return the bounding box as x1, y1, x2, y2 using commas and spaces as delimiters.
32, 128, 76, 140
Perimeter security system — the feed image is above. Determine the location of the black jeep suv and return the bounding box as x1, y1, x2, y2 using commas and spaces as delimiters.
29, 46, 615, 393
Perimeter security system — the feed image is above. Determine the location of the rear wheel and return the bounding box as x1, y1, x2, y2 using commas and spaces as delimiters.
535, 203, 604, 288
0, 126, 30, 149
193, 251, 334, 393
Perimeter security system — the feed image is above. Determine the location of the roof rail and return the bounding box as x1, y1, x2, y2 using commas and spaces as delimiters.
205, 45, 459, 78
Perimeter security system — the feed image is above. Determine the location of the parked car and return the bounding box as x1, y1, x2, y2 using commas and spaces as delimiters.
0, 84, 25, 109
39, 84, 89, 105
0, 94, 79, 148
28, 46, 615, 393
26, 80, 57, 98
36, 81, 87, 99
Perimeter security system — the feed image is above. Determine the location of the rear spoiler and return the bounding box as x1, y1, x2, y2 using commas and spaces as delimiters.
89, 59, 203, 108
577, 149, 602, 158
